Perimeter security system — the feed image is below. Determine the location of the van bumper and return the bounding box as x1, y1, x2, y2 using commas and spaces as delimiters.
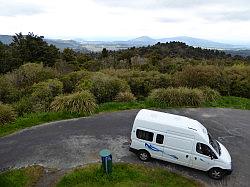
225, 163, 233, 175
225, 168, 233, 175
129, 147, 138, 154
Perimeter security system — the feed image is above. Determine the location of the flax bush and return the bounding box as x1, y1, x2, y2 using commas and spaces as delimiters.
148, 87, 204, 107
50, 91, 97, 115
115, 91, 136, 102
0, 104, 17, 125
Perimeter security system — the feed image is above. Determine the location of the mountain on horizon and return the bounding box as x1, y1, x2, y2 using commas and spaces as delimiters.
1, 34, 250, 53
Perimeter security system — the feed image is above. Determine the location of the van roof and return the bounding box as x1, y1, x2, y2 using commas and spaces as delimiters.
135, 109, 208, 141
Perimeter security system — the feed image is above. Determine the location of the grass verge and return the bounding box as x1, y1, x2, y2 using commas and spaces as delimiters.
56, 163, 200, 187
0, 96, 249, 137
0, 165, 44, 187
0, 112, 82, 137
203, 96, 250, 110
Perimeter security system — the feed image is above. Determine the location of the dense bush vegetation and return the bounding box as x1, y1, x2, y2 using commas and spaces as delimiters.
50, 91, 97, 115
148, 87, 204, 107
199, 86, 221, 102
115, 91, 136, 102
0, 104, 17, 125
0, 33, 249, 129
89, 73, 130, 103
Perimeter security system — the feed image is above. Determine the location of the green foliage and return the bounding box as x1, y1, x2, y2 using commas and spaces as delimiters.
26, 79, 64, 113
13, 96, 35, 116
75, 79, 93, 92
0, 104, 17, 125
199, 86, 221, 102
11, 32, 59, 66
0, 165, 44, 187
0, 76, 20, 103
115, 91, 136, 102
60, 70, 91, 93
102, 69, 172, 97
225, 65, 250, 98
56, 163, 198, 187
90, 72, 130, 103
50, 91, 97, 115
5, 63, 56, 88
62, 48, 77, 62
148, 87, 204, 107
0, 111, 82, 137
204, 96, 250, 110
32, 79, 63, 99
175, 65, 222, 88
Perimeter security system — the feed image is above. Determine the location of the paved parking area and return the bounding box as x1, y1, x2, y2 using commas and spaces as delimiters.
0, 108, 249, 186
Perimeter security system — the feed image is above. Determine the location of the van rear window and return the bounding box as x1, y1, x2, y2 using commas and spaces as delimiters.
136, 129, 153, 142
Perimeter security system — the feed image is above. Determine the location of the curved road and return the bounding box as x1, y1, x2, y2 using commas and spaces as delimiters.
0, 108, 249, 186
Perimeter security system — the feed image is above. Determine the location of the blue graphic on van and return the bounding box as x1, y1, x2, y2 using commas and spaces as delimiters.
145, 143, 163, 152
200, 158, 205, 162
144, 143, 179, 160
168, 154, 179, 160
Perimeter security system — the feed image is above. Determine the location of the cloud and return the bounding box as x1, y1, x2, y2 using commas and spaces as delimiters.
201, 10, 250, 22
156, 17, 184, 23
93, 0, 250, 9
0, 1, 45, 17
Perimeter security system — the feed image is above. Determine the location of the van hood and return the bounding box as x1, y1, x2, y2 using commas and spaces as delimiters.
218, 141, 231, 163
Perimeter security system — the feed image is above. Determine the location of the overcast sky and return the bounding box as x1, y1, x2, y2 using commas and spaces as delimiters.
0, 0, 250, 43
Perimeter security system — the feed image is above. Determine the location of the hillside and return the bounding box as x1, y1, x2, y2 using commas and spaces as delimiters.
1, 34, 250, 53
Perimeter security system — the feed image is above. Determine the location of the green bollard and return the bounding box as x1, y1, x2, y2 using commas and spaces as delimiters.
99, 149, 112, 174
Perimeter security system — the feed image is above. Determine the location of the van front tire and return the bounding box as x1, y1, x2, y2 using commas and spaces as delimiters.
208, 168, 226, 180
138, 150, 151, 162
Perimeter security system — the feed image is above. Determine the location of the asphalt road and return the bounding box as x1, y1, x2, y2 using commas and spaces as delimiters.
0, 108, 249, 187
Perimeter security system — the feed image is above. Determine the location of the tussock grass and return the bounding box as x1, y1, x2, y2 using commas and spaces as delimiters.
56, 163, 200, 187
0, 165, 44, 187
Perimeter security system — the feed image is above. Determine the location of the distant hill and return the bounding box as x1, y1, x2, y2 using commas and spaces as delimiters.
1, 34, 249, 54
0, 35, 89, 52
0, 35, 13, 44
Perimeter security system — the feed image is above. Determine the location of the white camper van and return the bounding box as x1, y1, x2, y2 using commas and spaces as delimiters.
129, 109, 232, 179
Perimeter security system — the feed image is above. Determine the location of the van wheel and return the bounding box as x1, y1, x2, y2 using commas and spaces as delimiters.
208, 168, 225, 180
138, 150, 150, 161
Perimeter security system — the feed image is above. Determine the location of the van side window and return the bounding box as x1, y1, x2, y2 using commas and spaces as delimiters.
196, 143, 216, 158
156, 134, 164, 144
136, 129, 153, 142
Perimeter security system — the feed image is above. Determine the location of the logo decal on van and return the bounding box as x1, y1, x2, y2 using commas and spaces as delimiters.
145, 143, 163, 152
168, 154, 179, 160
145, 143, 179, 160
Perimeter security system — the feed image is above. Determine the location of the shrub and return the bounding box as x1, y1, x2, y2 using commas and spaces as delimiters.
0, 104, 17, 125
50, 91, 97, 115
90, 73, 130, 103
225, 65, 250, 98
102, 69, 172, 97
27, 79, 64, 112
60, 70, 91, 93
5, 63, 56, 88
0, 76, 20, 103
174, 65, 226, 92
32, 79, 63, 100
13, 97, 34, 116
199, 86, 221, 102
148, 87, 204, 107
115, 91, 136, 102
75, 79, 93, 92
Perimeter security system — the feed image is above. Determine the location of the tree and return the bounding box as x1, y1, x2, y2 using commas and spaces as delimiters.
101, 48, 108, 58
0, 42, 20, 73
62, 48, 77, 62
11, 32, 59, 66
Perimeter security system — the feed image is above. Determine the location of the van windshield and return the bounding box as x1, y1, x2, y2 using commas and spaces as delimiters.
208, 133, 221, 155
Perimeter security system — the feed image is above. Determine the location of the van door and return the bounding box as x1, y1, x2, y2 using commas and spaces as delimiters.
163, 133, 193, 167
191, 142, 216, 171
136, 129, 164, 159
